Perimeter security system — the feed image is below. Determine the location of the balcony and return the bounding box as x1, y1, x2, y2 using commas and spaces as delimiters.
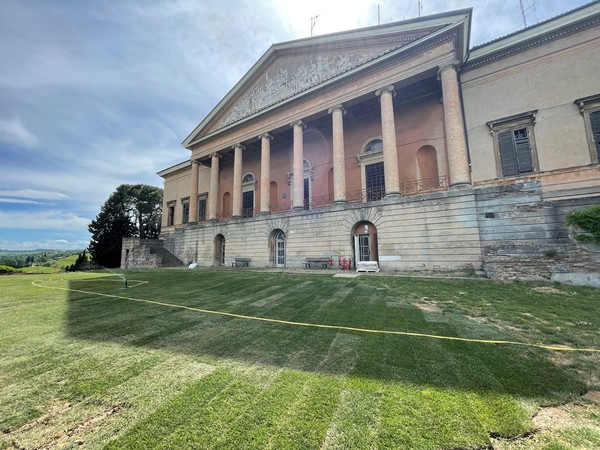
216, 176, 448, 221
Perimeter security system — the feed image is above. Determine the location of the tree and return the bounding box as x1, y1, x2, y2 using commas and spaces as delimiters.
88, 184, 162, 267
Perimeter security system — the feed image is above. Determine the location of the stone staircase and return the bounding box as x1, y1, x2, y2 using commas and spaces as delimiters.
150, 244, 184, 268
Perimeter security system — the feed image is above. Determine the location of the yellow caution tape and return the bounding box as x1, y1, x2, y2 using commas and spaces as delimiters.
33, 279, 600, 353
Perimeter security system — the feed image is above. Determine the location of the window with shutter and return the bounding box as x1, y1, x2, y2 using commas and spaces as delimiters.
487, 111, 537, 178
497, 128, 533, 176
590, 110, 600, 160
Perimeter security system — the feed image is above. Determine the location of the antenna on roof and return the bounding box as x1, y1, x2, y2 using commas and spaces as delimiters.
418, 0, 423, 18
377, 4, 381, 25
310, 14, 320, 37
519, 0, 537, 28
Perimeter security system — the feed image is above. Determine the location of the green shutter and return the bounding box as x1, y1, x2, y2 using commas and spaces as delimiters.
590, 110, 600, 160
498, 130, 518, 176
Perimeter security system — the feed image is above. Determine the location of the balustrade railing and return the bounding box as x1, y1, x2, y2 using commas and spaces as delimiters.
213, 176, 447, 221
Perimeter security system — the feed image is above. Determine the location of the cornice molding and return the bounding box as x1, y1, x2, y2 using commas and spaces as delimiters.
464, 14, 600, 70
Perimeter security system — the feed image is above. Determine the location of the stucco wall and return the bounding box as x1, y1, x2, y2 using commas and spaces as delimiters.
462, 26, 600, 183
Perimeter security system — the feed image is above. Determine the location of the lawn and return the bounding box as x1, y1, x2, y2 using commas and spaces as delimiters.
1, 269, 598, 449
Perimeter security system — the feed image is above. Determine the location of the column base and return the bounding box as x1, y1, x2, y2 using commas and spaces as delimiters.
293, 206, 305, 211
208, 218, 218, 223
258, 211, 271, 216
449, 182, 472, 190
384, 192, 402, 200
331, 200, 347, 210
231, 214, 242, 219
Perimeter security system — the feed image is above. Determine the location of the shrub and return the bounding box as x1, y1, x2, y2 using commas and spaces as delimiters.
566, 204, 600, 245
0, 265, 16, 275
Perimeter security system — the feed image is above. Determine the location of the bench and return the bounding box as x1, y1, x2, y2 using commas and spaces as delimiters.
356, 261, 380, 273
232, 257, 251, 267
304, 257, 330, 269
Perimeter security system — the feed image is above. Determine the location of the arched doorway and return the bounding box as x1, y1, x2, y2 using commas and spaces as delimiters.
352, 221, 378, 263
214, 234, 225, 266
269, 229, 286, 268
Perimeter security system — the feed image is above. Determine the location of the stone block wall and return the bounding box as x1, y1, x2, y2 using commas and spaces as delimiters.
161, 188, 483, 271
121, 238, 162, 269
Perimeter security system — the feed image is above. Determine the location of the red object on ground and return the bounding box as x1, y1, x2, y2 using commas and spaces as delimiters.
329, 256, 334, 268
338, 256, 341, 267
343, 258, 347, 270
349, 258, 353, 270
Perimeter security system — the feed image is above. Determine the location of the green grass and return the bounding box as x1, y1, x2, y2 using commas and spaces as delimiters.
1, 270, 598, 449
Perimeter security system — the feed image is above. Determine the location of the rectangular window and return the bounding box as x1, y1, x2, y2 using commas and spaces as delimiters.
575, 94, 600, 164
591, 110, 600, 161
365, 162, 385, 201
182, 202, 189, 224
242, 190, 254, 217
497, 127, 534, 176
198, 198, 206, 222
167, 204, 175, 226
487, 111, 537, 178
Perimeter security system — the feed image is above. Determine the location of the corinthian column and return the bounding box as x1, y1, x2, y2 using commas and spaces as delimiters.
328, 105, 347, 204
188, 159, 199, 223
291, 120, 306, 210
208, 152, 221, 221
439, 62, 470, 187
259, 133, 272, 214
231, 144, 244, 218
376, 85, 401, 197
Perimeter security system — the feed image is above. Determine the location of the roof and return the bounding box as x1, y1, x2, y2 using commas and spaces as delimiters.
465, 1, 600, 68
181, 8, 472, 149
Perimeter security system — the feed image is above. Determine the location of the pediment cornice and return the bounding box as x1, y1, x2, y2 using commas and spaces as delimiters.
182, 9, 472, 149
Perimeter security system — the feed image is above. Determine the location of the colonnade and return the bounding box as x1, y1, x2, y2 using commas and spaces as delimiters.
184, 63, 470, 225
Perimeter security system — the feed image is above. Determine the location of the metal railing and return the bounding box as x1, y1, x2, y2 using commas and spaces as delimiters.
212, 176, 447, 221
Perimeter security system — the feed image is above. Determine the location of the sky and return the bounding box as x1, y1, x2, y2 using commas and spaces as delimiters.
0, 0, 591, 250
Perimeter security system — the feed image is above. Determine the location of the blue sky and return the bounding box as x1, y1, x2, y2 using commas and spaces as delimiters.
0, 0, 590, 250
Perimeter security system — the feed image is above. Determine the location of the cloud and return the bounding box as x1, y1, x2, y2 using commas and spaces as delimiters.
0, 198, 43, 205
0, 210, 91, 231
0, 238, 88, 251
0, 189, 70, 201
0, 116, 39, 148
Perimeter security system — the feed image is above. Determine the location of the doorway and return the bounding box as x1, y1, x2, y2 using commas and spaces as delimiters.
214, 234, 225, 266
352, 221, 378, 263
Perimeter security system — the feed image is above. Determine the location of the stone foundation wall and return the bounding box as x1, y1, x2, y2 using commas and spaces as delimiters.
161, 188, 483, 271
121, 238, 162, 269
160, 183, 599, 279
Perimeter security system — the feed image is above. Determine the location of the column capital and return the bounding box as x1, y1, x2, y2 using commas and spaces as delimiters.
375, 85, 396, 98
437, 60, 461, 79
231, 143, 245, 151
258, 132, 273, 141
210, 152, 222, 159
290, 120, 306, 129
328, 104, 346, 115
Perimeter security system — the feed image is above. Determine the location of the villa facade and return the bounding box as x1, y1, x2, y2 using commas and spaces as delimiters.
124, 3, 600, 276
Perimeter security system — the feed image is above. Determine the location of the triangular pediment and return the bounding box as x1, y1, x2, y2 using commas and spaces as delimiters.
183, 9, 471, 148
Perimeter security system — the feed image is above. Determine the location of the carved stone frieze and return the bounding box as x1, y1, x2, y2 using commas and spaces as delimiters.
212, 34, 431, 132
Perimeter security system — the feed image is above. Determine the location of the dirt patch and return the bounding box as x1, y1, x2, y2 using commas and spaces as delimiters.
532, 405, 575, 430
583, 390, 600, 404
8, 402, 72, 435
36, 403, 127, 450
531, 286, 574, 295
415, 303, 441, 313
466, 316, 487, 324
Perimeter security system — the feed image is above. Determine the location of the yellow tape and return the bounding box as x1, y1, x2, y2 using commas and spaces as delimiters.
33, 279, 600, 353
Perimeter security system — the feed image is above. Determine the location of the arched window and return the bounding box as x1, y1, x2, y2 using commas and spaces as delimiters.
242, 173, 255, 217
364, 138, 383, 153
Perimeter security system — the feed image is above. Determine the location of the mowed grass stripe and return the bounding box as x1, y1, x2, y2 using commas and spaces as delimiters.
3, 271, 599, 449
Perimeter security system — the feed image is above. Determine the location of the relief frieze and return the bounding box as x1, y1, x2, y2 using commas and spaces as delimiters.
214, 44, 403, 131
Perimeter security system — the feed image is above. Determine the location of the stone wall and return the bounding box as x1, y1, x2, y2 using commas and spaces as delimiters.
161, 188, 483, 271
121, 238, 162, 269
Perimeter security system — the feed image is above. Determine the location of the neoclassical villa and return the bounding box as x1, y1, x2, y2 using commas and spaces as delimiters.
123, 2, 600, 277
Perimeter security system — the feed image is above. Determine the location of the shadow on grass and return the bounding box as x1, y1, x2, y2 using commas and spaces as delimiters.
65, 271, 585, 402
